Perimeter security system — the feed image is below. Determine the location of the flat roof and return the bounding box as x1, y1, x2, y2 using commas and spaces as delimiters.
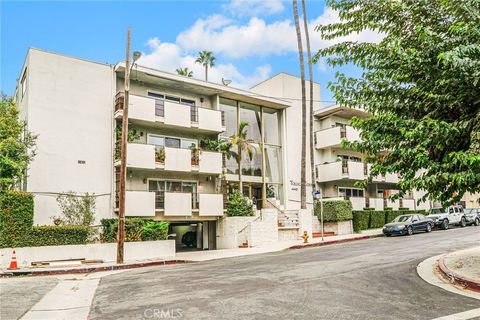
313, 105, 368, 119
115, 63, 291, 110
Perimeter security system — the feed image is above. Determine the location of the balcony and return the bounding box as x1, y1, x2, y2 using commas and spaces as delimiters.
315, 126, 361, 149
367, 164, 400, 183
164, 192, 192, 216
124, 143, 156, 169
199, 194, 224, 216
114, 93, 224, 133
316, 160, 366, 182
125, 191, 156, 217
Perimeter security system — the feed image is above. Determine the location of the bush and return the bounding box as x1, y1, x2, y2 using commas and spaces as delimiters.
352, 211, 370, 232
101, 218, 169, 242
315, 200, 353, 222
369, 211, 386, 228
0, 191, 34, 248
226, 191, 254, 217
385, 210, 404, 223
29, 226, 89, 246
53, 192, 96, 226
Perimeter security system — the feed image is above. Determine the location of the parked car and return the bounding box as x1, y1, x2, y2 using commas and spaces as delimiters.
464, 208, 480, 226
383, 214, 433, 236
428, 205, 466, 230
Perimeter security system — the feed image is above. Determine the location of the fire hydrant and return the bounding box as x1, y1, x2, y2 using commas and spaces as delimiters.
302, 231, 309, 243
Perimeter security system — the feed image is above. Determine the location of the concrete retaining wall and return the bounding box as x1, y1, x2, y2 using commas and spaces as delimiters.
0, 240, 175, 269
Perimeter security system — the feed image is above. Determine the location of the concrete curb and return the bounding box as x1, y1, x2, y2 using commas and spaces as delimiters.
437, 254, 480, 293
0, 259, 190, 278
288, 233, 383, 250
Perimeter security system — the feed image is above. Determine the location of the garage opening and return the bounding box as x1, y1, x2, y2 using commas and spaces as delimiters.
169, 221, 216, 251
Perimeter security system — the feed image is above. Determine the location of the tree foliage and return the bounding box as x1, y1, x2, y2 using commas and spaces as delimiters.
315, 0, 480, 205
0, 95, 37, 191
54, 192, 96, 226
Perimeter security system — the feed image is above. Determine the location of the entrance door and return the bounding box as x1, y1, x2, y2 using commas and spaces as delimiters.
242, 183, 263, 209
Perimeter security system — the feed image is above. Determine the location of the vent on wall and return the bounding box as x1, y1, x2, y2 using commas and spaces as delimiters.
78, 160, 86, 164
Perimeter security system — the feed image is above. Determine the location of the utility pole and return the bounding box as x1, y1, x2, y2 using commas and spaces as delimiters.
117, 27, 131, 264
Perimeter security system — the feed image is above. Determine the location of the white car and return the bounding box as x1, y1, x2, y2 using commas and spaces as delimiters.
428, 205, 467, 230
464, 208, 480, 226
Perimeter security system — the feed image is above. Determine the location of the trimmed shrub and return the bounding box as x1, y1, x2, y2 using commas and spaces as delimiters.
399, 207, 409, 211
101, 218, 169, 242
29, 226, 89, 246
369, 211, 386, 228
0, 191, 34, 248
226, 191, 254, 217
385, 210, 404, 223
315, 200, 353, 222
352, 210, 370, 232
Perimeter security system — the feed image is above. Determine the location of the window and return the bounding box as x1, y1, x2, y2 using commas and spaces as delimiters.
148, 134, 197, 150
165, 95, 181, 103
149, 180, 198, 209
338, 188, 364, 198
263, 108, 281, 145
21, 69, 27, 97
220, 98, 237, 137
165, 137, 181, 148
239, 102, 261, 142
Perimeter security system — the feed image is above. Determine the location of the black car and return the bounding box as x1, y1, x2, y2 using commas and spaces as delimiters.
383, 214, 433, 236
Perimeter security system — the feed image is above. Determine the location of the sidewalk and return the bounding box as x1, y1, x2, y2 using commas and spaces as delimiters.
1, 230, 384, 276
438, 247, 480, 292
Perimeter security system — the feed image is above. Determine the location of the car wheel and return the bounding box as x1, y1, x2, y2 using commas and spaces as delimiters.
406, 226, 413, 236
426, 224, 432, 233
475, 218, 480, 227
441, 219, 449, 230
460, 217, 467, 228
385, 234, 392, 237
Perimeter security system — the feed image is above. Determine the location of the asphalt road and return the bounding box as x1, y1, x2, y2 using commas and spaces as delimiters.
89, 227, 480, 320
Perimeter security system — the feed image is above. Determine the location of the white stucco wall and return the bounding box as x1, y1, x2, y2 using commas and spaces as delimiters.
22, 49, 115, 225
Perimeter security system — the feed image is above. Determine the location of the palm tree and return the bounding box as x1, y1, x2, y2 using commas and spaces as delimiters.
293, 0, 307, 209
230, 121, 256, 192
195, 50, 215, 82
301, 0, 316, 201
175, 67, 193, 77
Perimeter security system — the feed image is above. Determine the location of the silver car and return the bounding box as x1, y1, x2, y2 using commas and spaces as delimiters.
464, 208, 480, 226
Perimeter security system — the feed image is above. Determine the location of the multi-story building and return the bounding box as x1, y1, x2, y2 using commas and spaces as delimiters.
251, 74, 432, 212
15, 48, 292, 249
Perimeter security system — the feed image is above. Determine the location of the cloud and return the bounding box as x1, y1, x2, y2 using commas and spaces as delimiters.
223, 0, 285, 16
137, 38, 272, 89
176, 8, 384, 59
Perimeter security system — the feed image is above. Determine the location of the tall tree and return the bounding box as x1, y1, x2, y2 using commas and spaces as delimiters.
301, 0, 316, 199
195, 51, 216, 82
231, 121, 256, 192
0, 95, 37, 191
175, 67, 193, 77
293, 0, 307, 209
314, 0, 480, 205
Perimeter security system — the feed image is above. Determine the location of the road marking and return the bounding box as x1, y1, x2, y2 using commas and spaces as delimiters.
21, 278, 100, 320
431, 308, 480, 320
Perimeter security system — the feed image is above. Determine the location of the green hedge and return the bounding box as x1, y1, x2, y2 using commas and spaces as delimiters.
352, 209, 430, 232
352, 211, 370, 232
0, 191, 34, 248
101, 218, 169, 242
29, 226, 89, 246
315, 200, 353, 222
369, 211, 386, 228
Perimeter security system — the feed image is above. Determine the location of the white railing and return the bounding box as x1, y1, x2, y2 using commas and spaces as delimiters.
316, 160, 366, 182
198, 107, 223, 132
164, 147, 192, 172
126, 143, 156, 169
164, 100, 191, 128
199, 194, 224, 216
125, 191, 156, 217
315, 125, 361, 149
199, 151, 222, 174
164, 192, 192, 216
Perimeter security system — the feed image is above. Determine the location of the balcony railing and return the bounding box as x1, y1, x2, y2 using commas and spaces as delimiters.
114, 92, 223, 132
315, 125, 361, 149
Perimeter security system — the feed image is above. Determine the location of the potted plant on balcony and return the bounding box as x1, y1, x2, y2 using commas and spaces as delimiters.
155, 148, 165, 164
190, 145, 200, 166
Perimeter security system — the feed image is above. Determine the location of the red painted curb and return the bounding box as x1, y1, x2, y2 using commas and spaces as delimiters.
288, 234, 378, 250
0, 259, 190, 278
437, 255, 480, 293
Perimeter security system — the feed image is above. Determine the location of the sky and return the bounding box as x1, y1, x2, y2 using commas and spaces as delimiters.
1, 0, 381, 106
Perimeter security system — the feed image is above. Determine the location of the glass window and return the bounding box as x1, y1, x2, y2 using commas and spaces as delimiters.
220, 98, 237, 137
148, 92, 164, 99
148, 135, 164, 146
181, 139, 197, 149
149, 180, 165, 209
21, 69, 27, 97
239, 102, 261, 142
240, 143, 262, 177
264, 145, 282, 183
165, 137, 181, 148
166, 95, 180, 103
263, 108, 280, 145
166, 181, 182, 192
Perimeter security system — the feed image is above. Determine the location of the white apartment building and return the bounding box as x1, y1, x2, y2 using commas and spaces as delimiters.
15, 49, 296, 250
251, 74, 432, 212
15, 49, 435, 250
